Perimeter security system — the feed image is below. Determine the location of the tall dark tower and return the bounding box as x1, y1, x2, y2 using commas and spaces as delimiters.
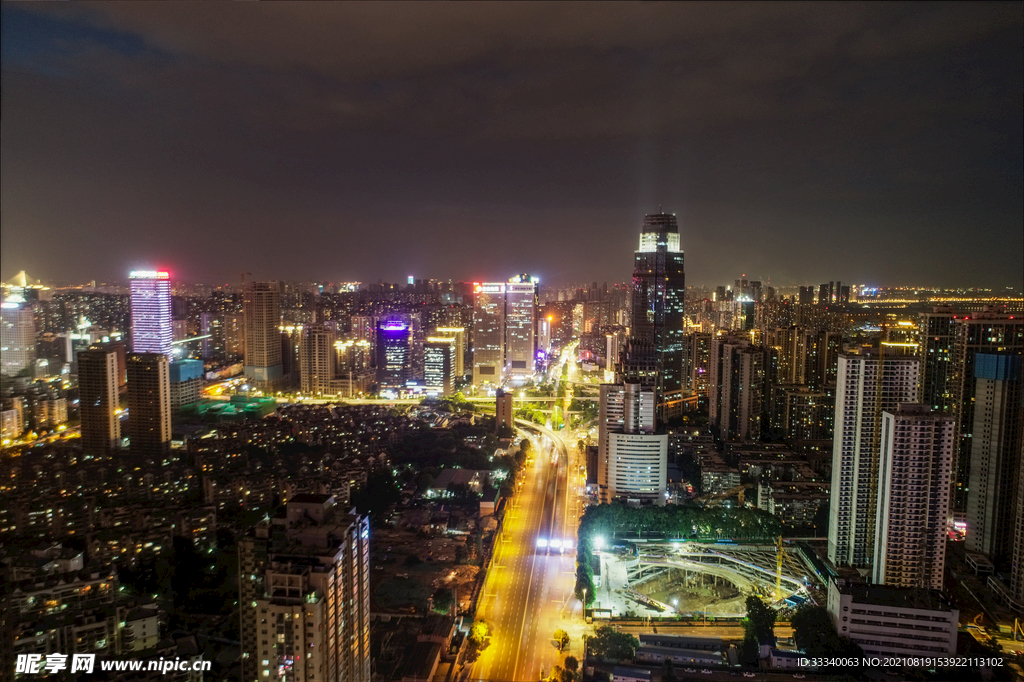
624, 212, 686, 418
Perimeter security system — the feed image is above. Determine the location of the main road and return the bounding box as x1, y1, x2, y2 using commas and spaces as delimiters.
473, 420, 580, 682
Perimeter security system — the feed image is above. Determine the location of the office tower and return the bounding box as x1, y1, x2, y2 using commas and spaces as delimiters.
966, 354, 1022, 568
239, 495, 370, 682
817, 284, 828, 305
829, 351, 920, 569
949, 311, 1022, 512
376, 319, 412, 392
473, 283, 505, 387
495, 389, 514, 434
627, 212, 685, 418
244, 282, 284, 389
873, 405, 954, 589
129, 270, 172, 356
798, 286, 815, 305
127, 352, 171, 457
424, 337, 457, 395
840, 286, 850, 304
708, 334, 763, 441
505, 275, 538, 382
434, 327, 466, 378
78, 348, 121, 453
300, 323, 337, 396
598, 381, 666, 504
168, 358, 203, 417
1, 294, 36, 376
916, 307, 957, 411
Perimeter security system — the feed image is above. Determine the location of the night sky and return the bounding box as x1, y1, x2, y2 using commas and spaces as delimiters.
2, 3, 1021, 288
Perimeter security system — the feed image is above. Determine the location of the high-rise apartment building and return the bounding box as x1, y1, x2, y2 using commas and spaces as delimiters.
828, 351, 920, 569
472, 283, 506, 387
598, 381, 666, 504
126, 352, 171, 458
239, 495, 370, 682
129, 270, 173, 357
916, 307, 956, 411
873, 404, 954, 589
300, 323, 337, 396
424, 337, 457, 395
77, 348, 121, 454
1, 294, 36, 376
949, 311, 1022, 512
244, 282, 284, 389
708, 334, 764, 441
966, 353, 1022, 568
376, 319, 412, 391
687, 332, 712, 397
505, 275, 538, 381
627, 213, 685, 418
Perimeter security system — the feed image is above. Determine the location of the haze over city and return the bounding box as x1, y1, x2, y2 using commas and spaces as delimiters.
2, 5, 1024, 682
2, 3, 1022, 288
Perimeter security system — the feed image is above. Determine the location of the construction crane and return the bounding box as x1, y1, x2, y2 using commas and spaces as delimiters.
694, 484, 748, 506
776, 536, 784, 600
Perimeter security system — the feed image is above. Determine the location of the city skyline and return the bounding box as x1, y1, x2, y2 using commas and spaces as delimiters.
2, 4, 1022, 288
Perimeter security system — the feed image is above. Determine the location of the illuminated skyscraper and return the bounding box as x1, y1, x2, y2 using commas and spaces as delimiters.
505, 275, 538, 382
626, 212, 685, 418
1, 294, 35, 376
126, 352, 171, 458
243, 281, 284, 389
129, 270, 173, 357
376, 319, 412, 391
78, 347, 121, 454
473, 283, 505, 387
424, 337, 457, 395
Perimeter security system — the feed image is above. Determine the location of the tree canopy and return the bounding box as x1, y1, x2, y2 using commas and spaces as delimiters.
586, 626, 639, 661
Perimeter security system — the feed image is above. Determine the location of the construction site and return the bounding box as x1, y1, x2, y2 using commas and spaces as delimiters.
589, 539, 824, 619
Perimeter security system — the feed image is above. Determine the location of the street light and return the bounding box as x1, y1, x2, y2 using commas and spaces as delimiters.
582, 588, 587, 623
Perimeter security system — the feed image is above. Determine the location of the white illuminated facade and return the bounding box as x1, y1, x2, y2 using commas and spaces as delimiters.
505, 275, 537, 382
129, 270, 173, 357
424, 337, 457, 395
1, 293, 36, 376
599, 380, 666, 504
472, 283, 505, 387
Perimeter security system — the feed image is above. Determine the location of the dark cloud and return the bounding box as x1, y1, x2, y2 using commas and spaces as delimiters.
1, 3, 1021, 287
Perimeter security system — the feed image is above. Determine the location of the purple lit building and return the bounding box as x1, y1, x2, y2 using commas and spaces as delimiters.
129, 270, 173, 357
376, 319, 412, 391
